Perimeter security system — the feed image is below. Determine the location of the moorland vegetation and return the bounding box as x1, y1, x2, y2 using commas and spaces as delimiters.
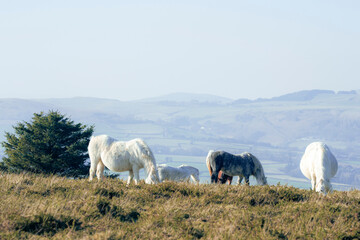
1, 172, 360, 239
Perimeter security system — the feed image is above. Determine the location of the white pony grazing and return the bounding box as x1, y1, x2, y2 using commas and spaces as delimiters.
157, 164, 200, 183
300, 142, 338, 194
88, 135, 160, 184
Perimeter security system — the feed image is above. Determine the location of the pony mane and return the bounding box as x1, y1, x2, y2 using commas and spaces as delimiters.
136, 139, 160, 183
245, 152, 267, 185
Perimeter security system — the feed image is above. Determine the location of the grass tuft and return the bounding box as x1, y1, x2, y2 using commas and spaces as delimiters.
94, 187, 123, 199
14, 213, 81, 236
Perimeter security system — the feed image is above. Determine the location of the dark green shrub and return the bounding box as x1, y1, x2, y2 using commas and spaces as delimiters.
2, 111, 93, 177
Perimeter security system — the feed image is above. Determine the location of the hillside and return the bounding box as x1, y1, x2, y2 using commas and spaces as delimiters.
0, 90, 360, 189
1, 173, 360, 239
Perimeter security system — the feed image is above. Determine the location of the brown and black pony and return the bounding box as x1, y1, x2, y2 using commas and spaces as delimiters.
206, 151, 233, 184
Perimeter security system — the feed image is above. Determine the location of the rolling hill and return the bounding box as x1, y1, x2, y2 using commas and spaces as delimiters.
0, 90, 360, 189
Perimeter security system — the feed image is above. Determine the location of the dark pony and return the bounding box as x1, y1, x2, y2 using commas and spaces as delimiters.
206, 150, 267, 185
206, 151, 233, 184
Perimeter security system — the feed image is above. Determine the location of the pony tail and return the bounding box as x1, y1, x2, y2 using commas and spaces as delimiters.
206, 150, 214, 175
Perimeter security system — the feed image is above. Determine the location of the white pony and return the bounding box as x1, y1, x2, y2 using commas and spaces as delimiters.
157, 164, 200, 183
300, 142, 338, 194
88, 135, 160, 184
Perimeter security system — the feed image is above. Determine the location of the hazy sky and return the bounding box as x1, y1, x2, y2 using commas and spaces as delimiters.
0, 1, 359, 101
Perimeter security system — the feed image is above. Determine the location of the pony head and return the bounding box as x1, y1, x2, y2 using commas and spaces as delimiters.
145, 162, 161, 184
316, 179, 331, 195
254, 164, 268, 185
191, 171, 200, 184
256, 175, 268, 186
138, 140, 161, 184
145, 173, 160, 184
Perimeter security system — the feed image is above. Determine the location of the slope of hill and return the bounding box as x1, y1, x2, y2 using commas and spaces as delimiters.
0, 90, 360, 189
266, 89, 335, 101
1, 173, 360, 239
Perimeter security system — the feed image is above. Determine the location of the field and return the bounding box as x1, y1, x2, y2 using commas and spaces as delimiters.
1, 172, 360, 239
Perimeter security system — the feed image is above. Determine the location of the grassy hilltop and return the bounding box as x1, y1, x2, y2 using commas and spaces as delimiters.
1, 173, 360, 240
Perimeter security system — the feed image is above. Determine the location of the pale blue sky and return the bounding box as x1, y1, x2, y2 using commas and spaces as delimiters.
0, 1, 359, 100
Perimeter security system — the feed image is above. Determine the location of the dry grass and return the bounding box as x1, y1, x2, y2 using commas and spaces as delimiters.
1, 172, 360, 240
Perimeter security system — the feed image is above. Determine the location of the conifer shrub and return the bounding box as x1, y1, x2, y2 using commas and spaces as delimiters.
1, 111, 93, 177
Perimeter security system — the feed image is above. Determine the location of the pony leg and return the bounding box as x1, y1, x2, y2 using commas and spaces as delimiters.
311, 178, 316, 191
89, 156, 100, 182
211, 171, 219, 183
237, 176, 243, 185
132, 166, 140, 185
218, 172, 226, 184
96, 160, 105, 181
127, 170, 134, 185
89, 166, 96, 181
244, 175, 250, 185
228, 176, 233, 185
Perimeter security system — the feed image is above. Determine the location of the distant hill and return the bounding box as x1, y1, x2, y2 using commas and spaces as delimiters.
233, 89, 359, 104
268, 89, 335, 101
137, 92, 233, 104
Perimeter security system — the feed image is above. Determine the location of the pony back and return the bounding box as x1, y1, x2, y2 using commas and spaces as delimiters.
88, 135, 115, 160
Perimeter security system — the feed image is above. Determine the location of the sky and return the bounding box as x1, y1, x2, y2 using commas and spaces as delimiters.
0, 1, 359, 101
